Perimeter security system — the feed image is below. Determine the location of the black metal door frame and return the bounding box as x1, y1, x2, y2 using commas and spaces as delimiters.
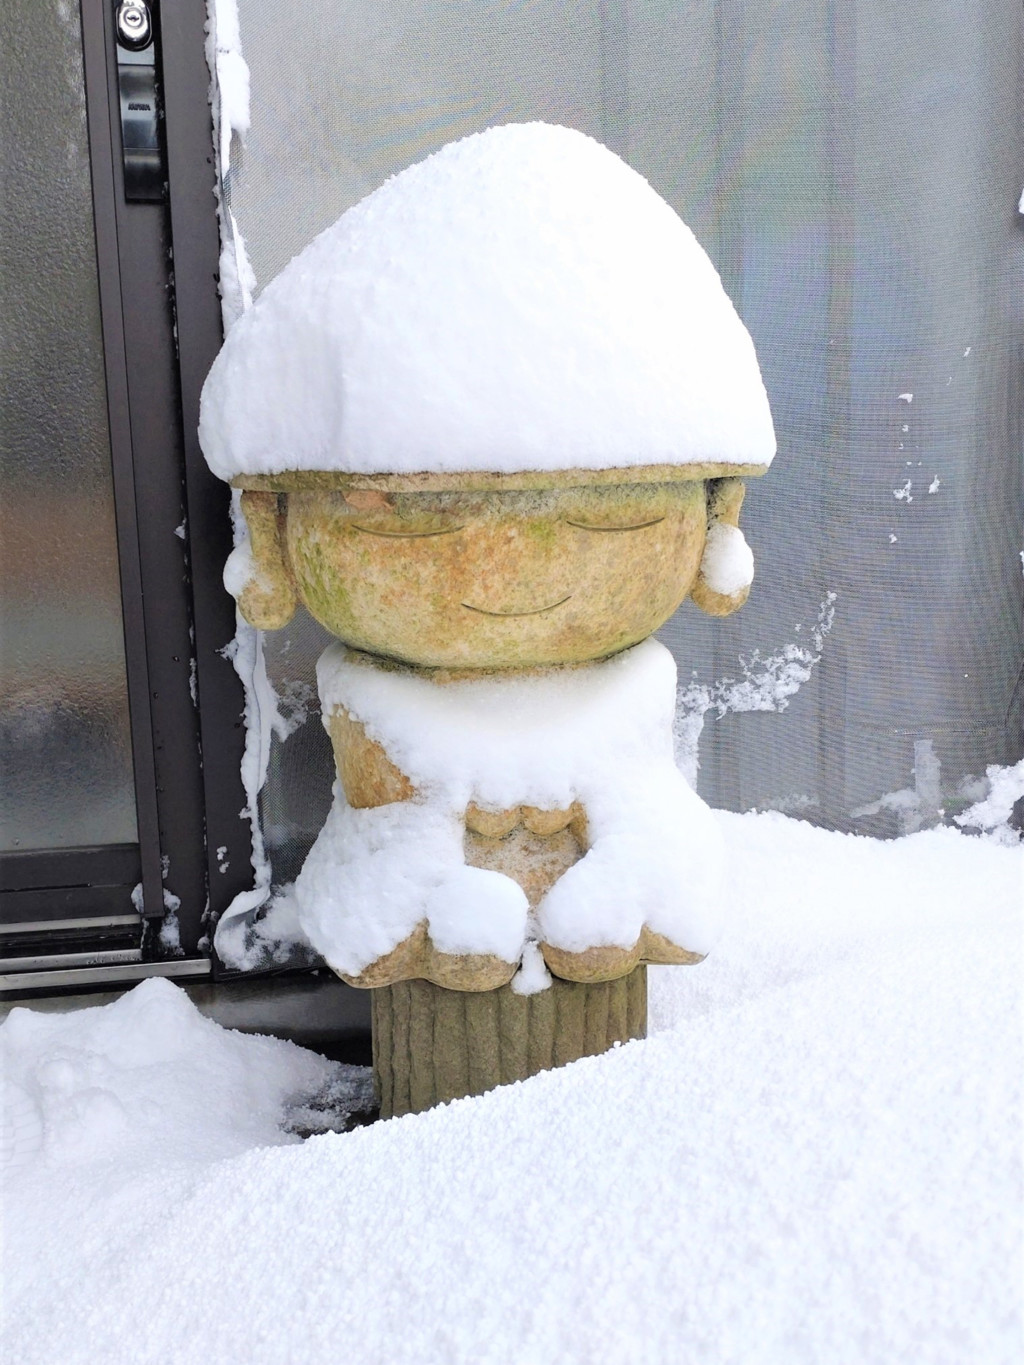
1, 0, 250, 991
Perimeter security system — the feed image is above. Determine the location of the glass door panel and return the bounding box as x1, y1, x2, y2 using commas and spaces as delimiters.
0, 0, 138, 853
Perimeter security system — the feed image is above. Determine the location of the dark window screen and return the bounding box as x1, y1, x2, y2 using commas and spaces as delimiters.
220, 0, 1023, 890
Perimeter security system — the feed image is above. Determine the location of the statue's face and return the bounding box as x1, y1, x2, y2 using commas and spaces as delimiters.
284, 481, 708, 668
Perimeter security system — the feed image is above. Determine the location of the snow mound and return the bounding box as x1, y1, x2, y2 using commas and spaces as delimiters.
1, 814, 1019, 1365
199, 122, 776, 481
0, 977, 334, 1175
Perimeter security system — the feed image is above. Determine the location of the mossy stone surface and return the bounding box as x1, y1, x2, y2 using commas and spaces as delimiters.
284, 481, 708, 668
372, 966, 647, 1117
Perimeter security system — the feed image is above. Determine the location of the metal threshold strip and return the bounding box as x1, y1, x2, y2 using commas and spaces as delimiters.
0, 958, 212, 994
1, 915, 141, 936
0, 947, 143, 972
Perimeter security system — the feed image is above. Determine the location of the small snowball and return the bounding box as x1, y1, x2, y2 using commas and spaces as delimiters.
699, 523, 754, 597
222, 539, 256, 599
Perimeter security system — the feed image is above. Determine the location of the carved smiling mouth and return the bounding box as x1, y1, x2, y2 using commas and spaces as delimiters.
462, 595, 572, 618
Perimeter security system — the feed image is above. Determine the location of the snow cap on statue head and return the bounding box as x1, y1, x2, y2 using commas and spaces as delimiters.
199, 121, 776, 487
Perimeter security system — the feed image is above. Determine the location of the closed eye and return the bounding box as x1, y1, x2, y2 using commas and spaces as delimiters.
351, 524, 464, 538
564, 517, 665, 533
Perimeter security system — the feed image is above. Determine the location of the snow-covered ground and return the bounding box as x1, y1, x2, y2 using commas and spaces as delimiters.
2, 810, 1020, 1364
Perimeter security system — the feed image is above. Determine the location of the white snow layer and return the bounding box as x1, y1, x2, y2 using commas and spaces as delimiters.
297, 640, 724, 974
204, 0, 255, 331
198, 122, 776, 481
202, 0, 278, 964
212, 494, 294, 969
204, 0, 249, 174
2, 813, 1020, 1365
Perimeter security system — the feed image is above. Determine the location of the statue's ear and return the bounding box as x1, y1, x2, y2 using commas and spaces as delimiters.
691, 477, 754, 618
224, 490, 297, 629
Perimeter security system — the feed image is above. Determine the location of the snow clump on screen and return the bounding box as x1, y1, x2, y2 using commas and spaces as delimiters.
199, 121, 776, 480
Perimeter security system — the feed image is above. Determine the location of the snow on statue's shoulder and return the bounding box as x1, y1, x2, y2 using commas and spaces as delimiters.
295, 640, 725, 980
199, 122, 776, 481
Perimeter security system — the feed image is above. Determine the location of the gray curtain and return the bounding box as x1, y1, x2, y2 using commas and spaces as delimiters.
222, 0, 1023, 888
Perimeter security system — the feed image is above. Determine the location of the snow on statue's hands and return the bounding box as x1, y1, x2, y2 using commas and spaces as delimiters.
198, 122, 775, 995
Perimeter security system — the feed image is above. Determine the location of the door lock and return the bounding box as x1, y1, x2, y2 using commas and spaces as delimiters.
116, 0, 152, 51
115, 0, 163, 201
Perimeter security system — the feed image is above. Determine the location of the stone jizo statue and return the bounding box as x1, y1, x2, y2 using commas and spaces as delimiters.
200, 123, 775, 1115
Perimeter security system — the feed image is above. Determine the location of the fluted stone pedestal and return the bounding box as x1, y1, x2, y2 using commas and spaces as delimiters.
371, 966, 647, 1118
